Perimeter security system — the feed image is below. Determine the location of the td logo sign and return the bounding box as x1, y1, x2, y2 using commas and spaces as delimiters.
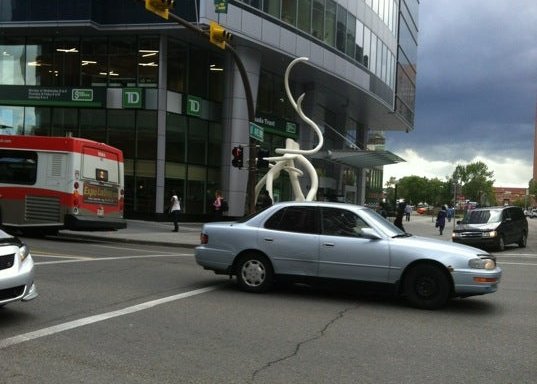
187, 95, 202, 117
122, 88, 142, 108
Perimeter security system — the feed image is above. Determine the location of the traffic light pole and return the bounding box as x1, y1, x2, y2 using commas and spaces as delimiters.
140, 2, 258, 213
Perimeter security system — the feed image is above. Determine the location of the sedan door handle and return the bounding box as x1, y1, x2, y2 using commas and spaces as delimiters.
264, 238, 274, 242
323, 242, 335, 247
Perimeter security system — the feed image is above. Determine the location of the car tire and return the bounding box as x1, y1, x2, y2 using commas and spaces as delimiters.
236, 253, 274, 293
518, 232, 527, 248
496, 235, 505, 251
403, 264, 451, 310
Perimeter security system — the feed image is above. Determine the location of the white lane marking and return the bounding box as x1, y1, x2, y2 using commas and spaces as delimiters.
34, 253, 193, 265
0, 285, 222, 349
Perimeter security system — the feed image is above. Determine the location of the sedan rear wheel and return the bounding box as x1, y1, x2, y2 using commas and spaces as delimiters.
403, 264, 450, 309
236, 254, 273, 293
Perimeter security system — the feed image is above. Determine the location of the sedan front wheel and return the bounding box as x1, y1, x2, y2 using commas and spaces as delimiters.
403, 264, 451, 309
236, 254, 274, 293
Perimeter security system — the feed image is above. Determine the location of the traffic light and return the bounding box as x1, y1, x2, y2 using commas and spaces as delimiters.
256, 148, 270, 169
209, 21, 232, 49
145, 0, 175, 20
232, 146, 243, 169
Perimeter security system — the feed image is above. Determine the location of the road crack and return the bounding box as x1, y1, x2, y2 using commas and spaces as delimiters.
249, 305, 355, 383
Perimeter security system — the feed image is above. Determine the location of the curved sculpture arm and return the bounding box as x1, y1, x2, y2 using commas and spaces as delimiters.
281, 57, 324, 155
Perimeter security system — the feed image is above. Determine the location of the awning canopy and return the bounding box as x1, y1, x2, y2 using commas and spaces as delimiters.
310, 149, 405, 169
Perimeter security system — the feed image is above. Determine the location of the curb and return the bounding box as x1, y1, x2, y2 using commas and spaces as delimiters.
56, 232, 198, 249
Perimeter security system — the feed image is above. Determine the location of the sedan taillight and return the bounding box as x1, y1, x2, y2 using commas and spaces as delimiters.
200, 233, 208, 244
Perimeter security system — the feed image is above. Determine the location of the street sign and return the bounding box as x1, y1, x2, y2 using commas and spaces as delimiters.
214, 0, 228, 13
249, 122, 264, 142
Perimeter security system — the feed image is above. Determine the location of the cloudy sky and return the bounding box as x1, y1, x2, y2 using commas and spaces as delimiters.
383, 0, 537, 188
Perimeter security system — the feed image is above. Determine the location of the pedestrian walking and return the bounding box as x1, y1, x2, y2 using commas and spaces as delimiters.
436, 205, 447, 235
404, 204, 412, 221
394, 202, 406, 232
213, 190, 224, 219
256, 189, 273, 210
169, 190, 181, 232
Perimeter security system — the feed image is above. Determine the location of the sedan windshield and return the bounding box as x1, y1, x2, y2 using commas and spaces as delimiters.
360, 208, 407, 237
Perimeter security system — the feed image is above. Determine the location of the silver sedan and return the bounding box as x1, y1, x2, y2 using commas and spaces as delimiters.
195, 202, 501, 309
0, 229, 38, 307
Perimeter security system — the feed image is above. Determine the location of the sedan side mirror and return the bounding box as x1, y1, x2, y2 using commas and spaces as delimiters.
360, 228, 382, 240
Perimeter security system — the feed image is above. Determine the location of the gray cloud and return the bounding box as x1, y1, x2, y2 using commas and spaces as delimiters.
385, 0, 537, 186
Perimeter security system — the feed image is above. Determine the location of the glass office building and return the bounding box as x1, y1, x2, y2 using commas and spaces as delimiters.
0, 0, 419, 219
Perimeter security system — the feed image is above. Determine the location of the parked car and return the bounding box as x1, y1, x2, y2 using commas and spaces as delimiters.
195, 201, 501, 309
452, 206, 528, 251
0, 229, 38, 307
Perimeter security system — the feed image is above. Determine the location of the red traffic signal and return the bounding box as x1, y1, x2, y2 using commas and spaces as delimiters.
232, 146, 243, 168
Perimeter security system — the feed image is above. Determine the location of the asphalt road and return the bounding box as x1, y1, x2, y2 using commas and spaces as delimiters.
0, 219, 535, 384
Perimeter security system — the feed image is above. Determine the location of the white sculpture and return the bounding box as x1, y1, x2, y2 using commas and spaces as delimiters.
255, 57, 324, 203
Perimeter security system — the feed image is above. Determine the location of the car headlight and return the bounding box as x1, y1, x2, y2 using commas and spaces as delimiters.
469, 258, 496, 270
18, 244, 30, 261
482, 230, 497, 238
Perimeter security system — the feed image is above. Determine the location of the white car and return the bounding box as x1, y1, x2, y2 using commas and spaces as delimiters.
195, 201, 502, 309
0, 229, 38, 307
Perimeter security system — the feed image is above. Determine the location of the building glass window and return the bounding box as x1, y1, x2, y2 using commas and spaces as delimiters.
165, 113, 186, 211
297, 0, 311, 33
0, 38, 26, 85
54, 38, 80, 86
52, 108, 78, 137
0, 106, 24, 135
282, 0, 296, 25
138, 37, 159, 87
264, 0, 281, 18
107, 110, 135, 159
346, 12, 356, 58
187, 118, 207, 165
355, 19, 364, 64
208, 53, 225, 102
312, 0, 324, 40
108, 36, 137, 87
80, 109, 106, 143
167, 39, 187, 93
186, 165, 207, 214
363, 27, 371, 69
370, 34, 377, 76
335, 5, 346, 53
207, 122, 222, 167
136, 111, 157, 160
26, 38, 54, 86
189, 48, 208, 98
25, 107, 51, 136
166, 113, 187, 163
324, 0, 336, 47
80, 37, 108, 87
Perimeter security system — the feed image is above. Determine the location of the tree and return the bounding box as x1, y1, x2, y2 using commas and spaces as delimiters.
529, 179, 537, 201
452, 162, 495, 206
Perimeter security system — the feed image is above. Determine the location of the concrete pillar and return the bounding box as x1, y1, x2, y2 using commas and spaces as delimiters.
155, 34, 167, 214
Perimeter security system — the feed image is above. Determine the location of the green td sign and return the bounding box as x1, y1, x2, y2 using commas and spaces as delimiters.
122, 88, 142, 108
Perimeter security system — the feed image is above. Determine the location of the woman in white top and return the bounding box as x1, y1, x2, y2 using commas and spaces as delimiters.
170, 190, 181, 232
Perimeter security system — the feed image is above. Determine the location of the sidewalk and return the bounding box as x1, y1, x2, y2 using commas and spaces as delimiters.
59, 220, 204, 248
58, 213, 455, 248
